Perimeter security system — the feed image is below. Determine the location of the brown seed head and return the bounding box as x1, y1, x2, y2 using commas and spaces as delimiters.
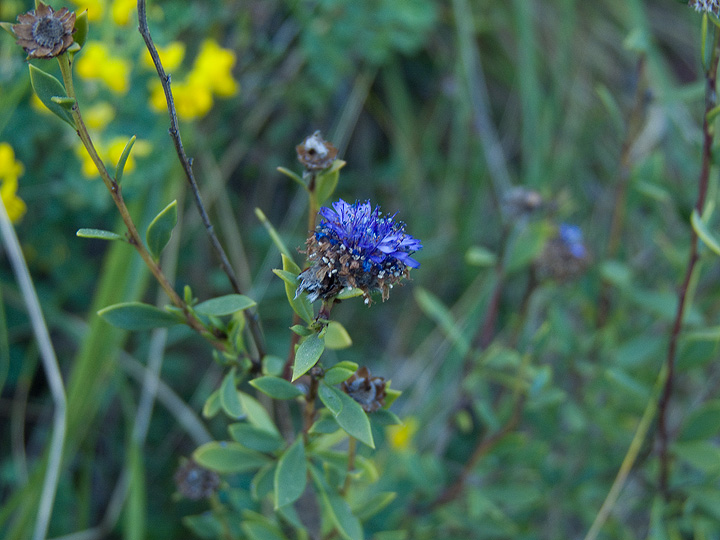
341, 366, 387, 413
13, 2, 76, 59
296, 131, 338, 171
174, 458, 221, 500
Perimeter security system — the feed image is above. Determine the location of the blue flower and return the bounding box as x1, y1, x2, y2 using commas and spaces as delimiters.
559, 224, 587, 259
297, 199, 422, 303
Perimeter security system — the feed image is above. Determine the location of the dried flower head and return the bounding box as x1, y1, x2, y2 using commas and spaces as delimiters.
690, 0, 720, 15
296, 131, 338, 171
13, 2, 76, 59
502, 187, 543, 219
341, 366, 387, 413
536, 223, 589, 281
174, 459, 220, 501
297, 199, 422, 303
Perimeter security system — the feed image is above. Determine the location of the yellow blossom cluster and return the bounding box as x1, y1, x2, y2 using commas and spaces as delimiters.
148, 39, 239, 121
69, 0, 135, 25
76, 42, 131, 94
75, 136, 151, 179
0, 143, 27, 223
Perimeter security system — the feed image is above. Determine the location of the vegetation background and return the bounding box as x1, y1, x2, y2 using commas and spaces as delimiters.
2, 0, 720, 538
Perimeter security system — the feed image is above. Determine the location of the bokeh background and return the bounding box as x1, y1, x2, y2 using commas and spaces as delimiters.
3, 0, 720, 538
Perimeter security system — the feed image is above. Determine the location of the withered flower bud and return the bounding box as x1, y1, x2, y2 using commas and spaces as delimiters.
296, 131, 338, 171
174, 458, 221, 501
341, 366, 387, 413
13, 2, 76, 59
502, 187, 543, 219
536, 223, 589, 282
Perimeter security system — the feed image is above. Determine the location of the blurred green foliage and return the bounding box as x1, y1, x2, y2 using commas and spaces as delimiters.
2, 0, 720, 538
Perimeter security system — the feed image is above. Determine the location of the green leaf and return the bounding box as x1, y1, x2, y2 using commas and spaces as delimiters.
255, 207, 293, 259
28, 65, 75, 127
276, 166, 307, 190
384, 387, 401, 409
114, 135, 136, 183
273, 268, 314, 324
0, 22, 15, 36
309, 411, 340, 434
465, 245, 498, 267
692, 209, 720, 256
146, 200, 178, 260
220, 368, 244, 419
239, 391, 281, 436
323, 366, 355, 385
353, 492, 397, 521
193, 441, 271, 474
274, 438, 307, 509
315, 159, 346, 205
242, 519, 289, 540
251, 463, 276, 501
673, 441, 720, 473
73, 10, 89, 49
321, 385, 374, 448
504, 221, 551, 274
50, 96, 76, 109
97, 301, 180, 330
336, 287, 363, 300
370, 409, 402, 426
415, 287, 470, 357
262, 355, 285, 377
194, 294, 256, 316
250, 376, 304, 400
310, 467, 363, 540
202, 389, 221, 419
76, 228, 122, 241
678, 400, 720, 442
325, 321, 352, 350
318, 383, 343, 415
292, 333, 325, 381
229, 423, 284, 453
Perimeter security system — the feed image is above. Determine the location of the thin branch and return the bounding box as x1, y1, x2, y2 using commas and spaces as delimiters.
657, 25, 720, 497
136, 0, 266, 365
0, 198, 66, 540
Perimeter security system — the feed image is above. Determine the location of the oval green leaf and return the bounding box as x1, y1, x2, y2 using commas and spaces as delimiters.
229, 423, 284, 453
250, 376, 304, 400
193, 441, 270, 474
332, 387, 374, 448
194, 294, 256, 316
97, 301, 180, 330
76, 228, 122, 241
318, 383, 343, 415
324, 321, 352, 350
310, 467, 363, 540
146, 200, 178, 260
323, 366, 355, 386
238, 391, 280, 436
315, 160, 345, 205
29, 65, 75, 127
220, 368, 244, 419
274, 438, 307, 509
114, 135, 136, 183
292, 333, 325, 381
73, 10, 89, 49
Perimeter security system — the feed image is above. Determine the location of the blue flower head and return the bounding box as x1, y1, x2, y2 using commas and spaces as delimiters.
297, 199, 422, 303
559, 223, 587, 259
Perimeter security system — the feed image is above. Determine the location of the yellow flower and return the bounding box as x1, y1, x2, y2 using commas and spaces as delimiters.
149, 79, 213, 121
387, 417, 419, 451
76, 42, 130, 94
0, 143, 27, 224
191, 39, 238, 97
111, 0, 135, 25
142, 41, 185, 71
0, 143, 25, 181
70, 0, 104, 21
1, 176, 27, 223
84, 102, 116, 131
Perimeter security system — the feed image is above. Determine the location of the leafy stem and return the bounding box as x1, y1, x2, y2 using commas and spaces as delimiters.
657, 19, 720, 497
55, 53, 226, 351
